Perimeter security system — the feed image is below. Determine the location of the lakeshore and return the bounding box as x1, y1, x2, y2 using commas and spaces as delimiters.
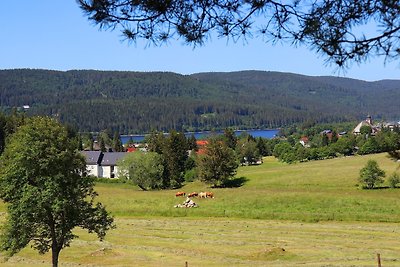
121, 129, 279, 144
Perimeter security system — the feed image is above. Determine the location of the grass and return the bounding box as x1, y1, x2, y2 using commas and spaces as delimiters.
2, 217, 399, 266
1, 153, 400, 266
94, 153, 400, 222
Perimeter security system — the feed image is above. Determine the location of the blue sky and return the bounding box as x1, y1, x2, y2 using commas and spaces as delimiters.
1, 1, 399, 81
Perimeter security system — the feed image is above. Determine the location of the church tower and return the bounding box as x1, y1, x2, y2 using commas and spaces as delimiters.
366, 115, 372, 125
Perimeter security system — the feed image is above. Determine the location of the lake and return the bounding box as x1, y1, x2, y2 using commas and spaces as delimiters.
121, 129, 279, 144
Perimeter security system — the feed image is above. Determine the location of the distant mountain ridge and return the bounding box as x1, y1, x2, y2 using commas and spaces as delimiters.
0, 69, 399, 133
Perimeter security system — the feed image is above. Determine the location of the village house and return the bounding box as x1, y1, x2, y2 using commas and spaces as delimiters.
352, 115, 380, 135
81, 151, 127, 178
82, 151, 103, 177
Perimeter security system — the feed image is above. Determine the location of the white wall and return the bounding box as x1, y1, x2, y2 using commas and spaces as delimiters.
86, 164, 99, 177
99, 166, 119, 178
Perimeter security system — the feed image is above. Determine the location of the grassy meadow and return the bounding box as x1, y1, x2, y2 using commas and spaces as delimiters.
1, 153, 400, 266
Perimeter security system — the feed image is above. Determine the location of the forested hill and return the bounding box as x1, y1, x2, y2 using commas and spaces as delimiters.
1, 69, 399, 134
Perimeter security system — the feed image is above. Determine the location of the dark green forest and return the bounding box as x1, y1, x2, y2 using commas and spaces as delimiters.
1, 69, 399, 134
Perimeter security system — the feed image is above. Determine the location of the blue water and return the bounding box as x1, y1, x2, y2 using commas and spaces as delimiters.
121, 129, 279, 144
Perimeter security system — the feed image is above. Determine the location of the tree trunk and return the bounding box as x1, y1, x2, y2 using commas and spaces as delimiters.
52, 245, 61, 267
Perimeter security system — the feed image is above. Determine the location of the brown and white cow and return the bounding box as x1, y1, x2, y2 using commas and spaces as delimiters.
198, 192, 207, 198
188, 192, 198, 198
206, 192, 214, 198
175, 191, 186, 197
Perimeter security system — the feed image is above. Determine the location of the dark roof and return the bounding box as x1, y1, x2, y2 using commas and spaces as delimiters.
100, 152, 127, 166
81, 151, 103, 165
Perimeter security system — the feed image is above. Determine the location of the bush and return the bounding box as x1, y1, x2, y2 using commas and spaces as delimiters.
94, 177, 125, 184
388, 172, 400, 188
358, 160, 385, 189
184, 168, 198, 182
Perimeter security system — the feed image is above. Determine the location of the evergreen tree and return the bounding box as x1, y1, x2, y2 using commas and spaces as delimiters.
112, 131, 124, 152
79, 1, 400, 67
256, 137, 268, 157
223, 128, 237, 150
187, 134, 198, 151
89, 133, 94, 151
146, 131, 165, 154
197, 137, 238, 187
163, 130, 188, 188
99, 136, 106, 152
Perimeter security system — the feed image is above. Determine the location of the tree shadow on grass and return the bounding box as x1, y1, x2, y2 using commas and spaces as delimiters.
220, 176, 249, 188
372, 186, 392, 190
358, 185, 394, 190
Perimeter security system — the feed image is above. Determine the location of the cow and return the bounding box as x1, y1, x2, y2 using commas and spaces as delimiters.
175, 191, 186, 197
188, 192, 198, 198
198, 192, 207, 198
206, 192, 214, 198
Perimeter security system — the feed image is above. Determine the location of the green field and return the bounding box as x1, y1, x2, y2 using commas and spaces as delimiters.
1, 153, 400, 266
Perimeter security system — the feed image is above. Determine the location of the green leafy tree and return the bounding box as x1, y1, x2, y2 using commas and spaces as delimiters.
0, 113, 6, 155
330, 130, 338, 144
388, 172, 400, 188
360, 125, 372, 136
294, 143, 309, 162
236, 138, 261, 165
358, 160, 386, 189
118, 152, 164, 190
4, 109, 25, 137
321, 133, 329, 147
287, 136, 296, 146
331, 136, 354, 156
0, 111, 26, 156
81, 132, 94, 150
197, 138, 238, 187
78, 1, 400, 67
358, 137, 380, 155
0, 117, 114, 267
273, 142, 293, 159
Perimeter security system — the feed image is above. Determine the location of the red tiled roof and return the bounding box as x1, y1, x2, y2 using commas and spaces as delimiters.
127, 147, 137, 152
196, 140, 208, 146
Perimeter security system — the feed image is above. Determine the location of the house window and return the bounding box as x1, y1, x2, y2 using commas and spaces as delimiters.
110, 166, 115, 178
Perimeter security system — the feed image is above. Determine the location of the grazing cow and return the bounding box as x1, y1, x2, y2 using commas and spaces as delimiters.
206, 192, 214, 198
188, 192, 198, 198
198, 192, 207, 198
175, 191, 186, 197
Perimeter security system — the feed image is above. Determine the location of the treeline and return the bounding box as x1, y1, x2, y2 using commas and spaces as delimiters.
274, 123, 400, 163
2, 69, 400, 133
116, 128, 278, 190
3, 112, 400, 190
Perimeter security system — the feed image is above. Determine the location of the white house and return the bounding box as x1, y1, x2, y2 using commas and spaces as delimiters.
81, 151, 127, 178
81, 151, 103, 177
99, 152, 126, 178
